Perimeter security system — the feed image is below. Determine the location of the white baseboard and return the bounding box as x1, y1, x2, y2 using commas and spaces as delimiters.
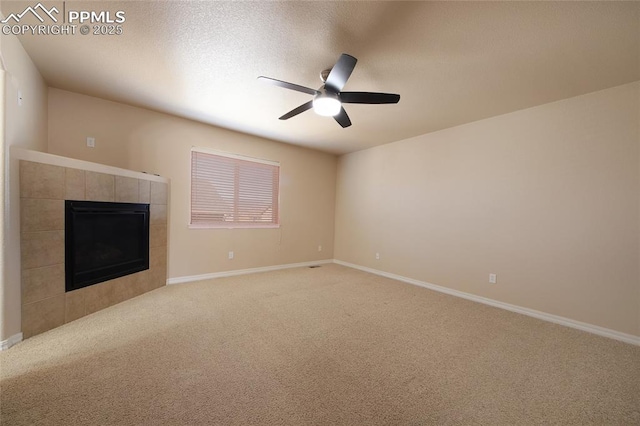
167, 259, 334, 285
333, 260, 640, 346
0, 333, 23, 351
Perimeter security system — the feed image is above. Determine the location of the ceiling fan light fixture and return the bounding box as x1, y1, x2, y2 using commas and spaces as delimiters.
313, 96, 341, 117
259, 53, 400, 128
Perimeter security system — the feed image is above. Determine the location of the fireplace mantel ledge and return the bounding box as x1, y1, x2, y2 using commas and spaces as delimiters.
11, 147, 169, 183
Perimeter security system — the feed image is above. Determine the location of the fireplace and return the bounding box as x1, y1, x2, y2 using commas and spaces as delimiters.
65, 200, 150, 292
18, 159, 167, 340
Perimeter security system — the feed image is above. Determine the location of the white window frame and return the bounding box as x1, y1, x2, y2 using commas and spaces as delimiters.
189, 147, 280, 229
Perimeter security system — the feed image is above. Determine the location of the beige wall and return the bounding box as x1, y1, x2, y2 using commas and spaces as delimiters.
48, 88, 336, 280
1, 31, 48, 342
1, 33, 48, 150
335, 82, 640, 337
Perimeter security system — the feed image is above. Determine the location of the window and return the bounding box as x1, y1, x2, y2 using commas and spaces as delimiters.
190, 148, 280, 228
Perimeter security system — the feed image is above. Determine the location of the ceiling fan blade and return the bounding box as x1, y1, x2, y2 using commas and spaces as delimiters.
334, 107, 352, 128
340, 92, 400, 104
279, 101, 314, 120
325, 54, 357, 93
258, 76, 319, 96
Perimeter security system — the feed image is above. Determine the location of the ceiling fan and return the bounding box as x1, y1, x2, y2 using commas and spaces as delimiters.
258, 53, 400, 128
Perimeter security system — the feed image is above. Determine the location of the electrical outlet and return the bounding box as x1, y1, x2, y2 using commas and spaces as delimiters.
375, 252, 380, 260
318, 245, 322, 252
228, 251, 234, 260
489, 273, 497, 284
86, 137, 95, 148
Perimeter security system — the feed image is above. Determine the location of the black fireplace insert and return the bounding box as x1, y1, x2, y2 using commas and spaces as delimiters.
65, 200, 150, 292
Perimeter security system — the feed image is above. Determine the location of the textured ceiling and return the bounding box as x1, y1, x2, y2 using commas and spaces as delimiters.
3, 1, 639, 154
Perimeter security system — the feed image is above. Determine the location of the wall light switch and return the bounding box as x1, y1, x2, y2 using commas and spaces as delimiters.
86, 137, 95, 148
489, 273, 497, 284
228, 251, 234, 260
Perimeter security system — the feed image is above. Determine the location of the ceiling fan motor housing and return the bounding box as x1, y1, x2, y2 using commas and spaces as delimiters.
320, 69, 331, 82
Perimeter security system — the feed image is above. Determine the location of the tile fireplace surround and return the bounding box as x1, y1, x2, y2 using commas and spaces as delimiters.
19, 155, 169, 339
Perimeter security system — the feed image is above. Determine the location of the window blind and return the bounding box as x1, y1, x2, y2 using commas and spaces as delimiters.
191, 150, 280, 228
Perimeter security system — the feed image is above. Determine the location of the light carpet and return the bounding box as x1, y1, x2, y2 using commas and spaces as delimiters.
1, 264, 639, 425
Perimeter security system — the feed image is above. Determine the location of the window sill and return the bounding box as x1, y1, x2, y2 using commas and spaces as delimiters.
188, 223, 280, 229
